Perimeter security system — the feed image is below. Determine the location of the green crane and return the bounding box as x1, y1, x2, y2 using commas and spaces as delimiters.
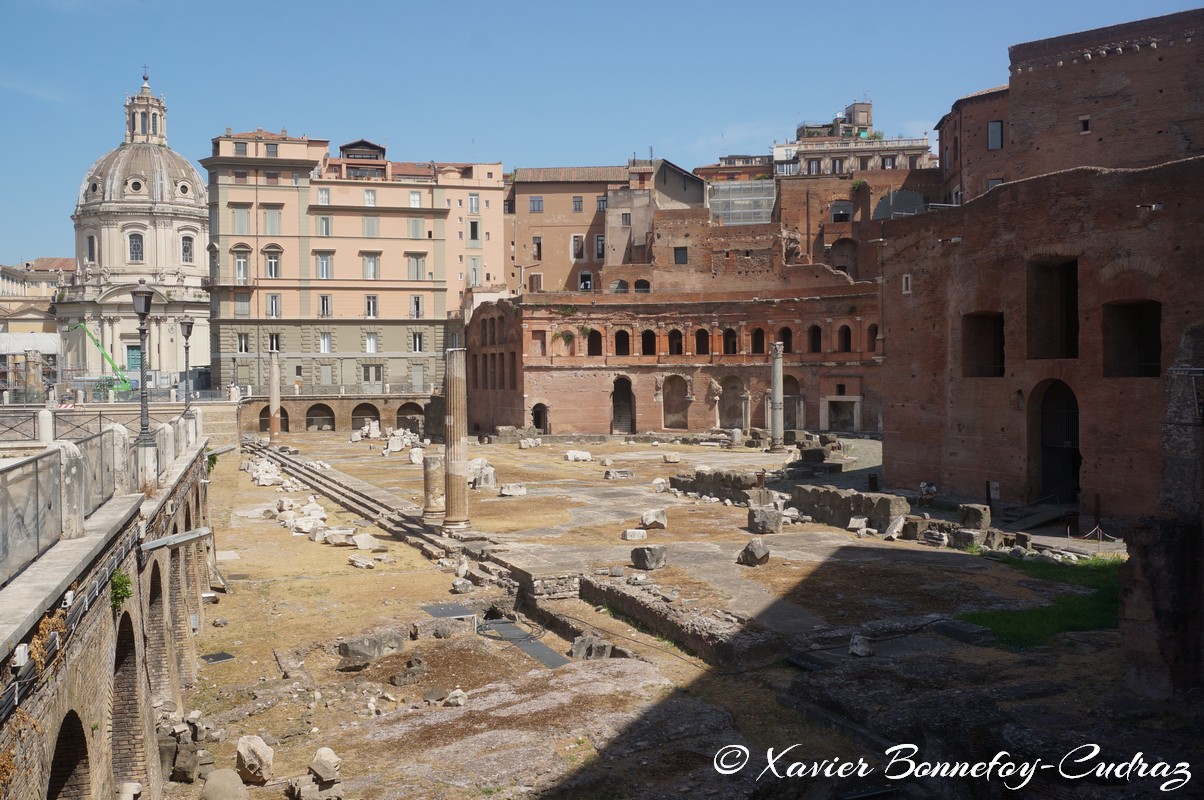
68, 323, 132, 392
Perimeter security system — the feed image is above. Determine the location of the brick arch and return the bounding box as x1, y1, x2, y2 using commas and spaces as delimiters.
1100, 256, 1164, 282
351, 403, 380, 429
112, 612, 146, 787
46, 710, 91, 800
168, 549, 193, 687
145, 560, 171, 705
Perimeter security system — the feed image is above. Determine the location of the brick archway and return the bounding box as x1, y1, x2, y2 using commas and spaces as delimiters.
145, 561, 171, 705
46, 710, 90, 800
112, 612, 146, 787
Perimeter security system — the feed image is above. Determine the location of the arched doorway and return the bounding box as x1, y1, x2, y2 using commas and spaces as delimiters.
614, 330, 630, 356
396, 402, 424, 434
663, 375, 689, 430
587, 330, 603, 356
145, 563, 170, 705
1033, 380, 1081, 503
169, 549, 192, 685
531, 403, 549, 435
112, 613, 146, 787
719, 376, 744, 429
258, 405, 290, 432
351, 403, 380, 429
46, 711, 90, 800
305, 403, 335, 431
641, 330, 657, 355
611, 377, 636, 434
783, 375, 800, 429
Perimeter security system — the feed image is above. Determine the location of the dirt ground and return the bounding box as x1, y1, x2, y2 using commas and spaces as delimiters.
172, 433, 1131, 799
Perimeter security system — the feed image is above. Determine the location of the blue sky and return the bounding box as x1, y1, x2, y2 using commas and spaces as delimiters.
0, 0, 1197, 264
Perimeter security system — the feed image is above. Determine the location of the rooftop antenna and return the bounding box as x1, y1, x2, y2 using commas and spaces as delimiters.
649, 146, 654, 160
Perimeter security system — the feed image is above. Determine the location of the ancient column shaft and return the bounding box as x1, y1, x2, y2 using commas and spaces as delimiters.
423, 454, 446, 524
770, 341, 786, 452
269, 350, 281, 445
442, 348, 471, 532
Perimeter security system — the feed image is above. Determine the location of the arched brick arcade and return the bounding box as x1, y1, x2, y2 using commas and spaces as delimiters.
46, 710, 91, 800
111, 613, 146, 788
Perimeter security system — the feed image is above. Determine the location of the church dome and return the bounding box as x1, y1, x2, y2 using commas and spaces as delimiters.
74, 75, 207, 214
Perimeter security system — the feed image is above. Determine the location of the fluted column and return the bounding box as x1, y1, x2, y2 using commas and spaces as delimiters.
423, 454, 446, 526
769, 341, 786, 452
442, 348, 471, 533
268, 349, 281, 445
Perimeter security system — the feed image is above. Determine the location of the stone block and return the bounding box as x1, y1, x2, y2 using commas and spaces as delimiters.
604, 469, 635, 480
565, 450, 593, 462
571, 635, 614, 659
737, 538, 770, 566
631, 545, 667, 570
662, 452, 681, 463
236, 735, 274, 785
199, 768, 248, 800
621, 529, 647, 541
640, 509, 667, 529
847, 515, 869, 531
747, 506, 782, 534
959, 503, 991, 530
499, 482, 527, 496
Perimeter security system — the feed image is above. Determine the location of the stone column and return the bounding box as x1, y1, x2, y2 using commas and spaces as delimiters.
442, 348, 471, 534
422, 454, 446, 526
268, 350, 282, 445
769, 341, 786, 452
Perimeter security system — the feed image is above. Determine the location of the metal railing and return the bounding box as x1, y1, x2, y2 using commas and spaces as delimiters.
0, 450, 62, 589
53, 412, 173, 440
0, 411, 38, 442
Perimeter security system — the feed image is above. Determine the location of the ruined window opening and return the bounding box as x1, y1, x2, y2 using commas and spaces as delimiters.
674, 247, 688, 265
723, 328, 738, 354
641, 330, 657, 355
668, 330, 683, 355
902, 274, 912, 294
1102, 301, 1161, 377
634, 279, 650, 293
830, 201, 853, 223
751, 328, 765, 354
962, 312, 1005, 377
807, 325, 821, 353
1026, 259, 1078, 360
867, 323, 879, 353
987, 120, 1004, 150
587, 329, 603, 356
837, 325, 852, 352
614, 330, 631, 356
778, 327, 794, 353
836, 383, 846, 396
694, 329, 710, 355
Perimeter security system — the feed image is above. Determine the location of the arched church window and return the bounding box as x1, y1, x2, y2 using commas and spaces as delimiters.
140, 112, 147, 135
87, 235, 96, 263
152, 113, 158, 135
129, 233, 144, 262
181, 236, 194, 264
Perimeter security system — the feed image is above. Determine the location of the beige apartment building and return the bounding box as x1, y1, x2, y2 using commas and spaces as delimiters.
202, 132, 504, 396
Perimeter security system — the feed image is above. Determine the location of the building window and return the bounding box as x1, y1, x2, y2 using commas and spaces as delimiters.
1079, 116, 1091, 134
528, 272, 542, 292
237, 332, 250, 352
503, 199, 513, 214
986, 178, 1003, 191
234, 141, 247, 156
410, 191, 422, 208
407, 253, 426, 280
234, 251, 249, 281
266, 251, 281, 278
319, 294, 332, 317
830, 201, 853, 223
1103, 301, 1161, 377
987, 120, 1004, 150
411, 295, 424, 319
962, 313, 1005, 377
467, 256, 481, 286
317, 188, 330, 205
832, 158, 844, 174
362, 254, 379, 280
317, 253, 332, 279
579, 271, 592, 290
233, 208, 250, 235
1026, 258, 1079, 360
621, 212, 631, 227
469, 193, 480, 214
529, 196, 543, 213
319, 332, 332, 353
86, 235, 96, 263
181, 235, 194, 263
859, 156, 870, 171
266, 143, 278, 157
267, 294, 281, 318
363, 216, 379, 238
572, 196, 583, 213
234, 293, 250, 317
264, 208, 281, 236
363, 364, 382, 383
597, 195, 607, 211
595, 235, 605, 259
838, 325, 852, 352
268, 332, 281, 351
364, 189, 376, 207
408, 218, 423, 239
902, 274, 912, 294
572, 235, 584, 260
292, 172, 300, 186
673, 246, 688, 264
882, 156, 896, 170
532, 236, 542, 261
365, 332, 379, 353
412, 332, 424, 352
468, 220, 480, 246
807, 159, 821, 175
365, 294, 378, 318
234, 170, 248, 184
265, 171, 279, 185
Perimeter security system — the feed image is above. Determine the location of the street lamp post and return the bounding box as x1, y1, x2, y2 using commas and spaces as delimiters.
179, 315, 194, 418
130, 279, 154, 449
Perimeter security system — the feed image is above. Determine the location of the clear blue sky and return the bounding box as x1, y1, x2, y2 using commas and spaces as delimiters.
0, 0, 1197, 264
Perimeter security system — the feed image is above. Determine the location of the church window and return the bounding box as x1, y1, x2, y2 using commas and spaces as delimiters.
86, 235, 96, 263
151, 114, 158, 135
181, 236, 194, 264
128, 233, 144, 262
139, 112, 147, 135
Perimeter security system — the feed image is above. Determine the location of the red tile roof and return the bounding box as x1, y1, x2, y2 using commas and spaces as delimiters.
512, 166, 628, 183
